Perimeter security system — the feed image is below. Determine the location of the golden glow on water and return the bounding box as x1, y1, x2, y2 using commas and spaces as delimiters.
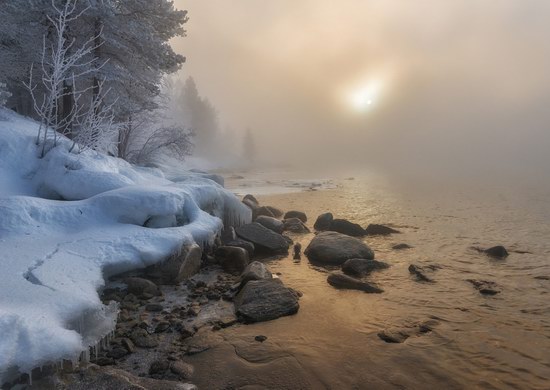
189, 175, 550, 389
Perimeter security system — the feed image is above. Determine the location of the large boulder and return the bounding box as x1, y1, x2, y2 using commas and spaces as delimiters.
283, 218, 310, 233
215, 246, 250, 274
365, 224, 400, 236
313, 212, 333, 231
327, 273, 383, 293
342, 258, 389, 277
234, 279, 299, 323
328, 219, 366, 237
304, 231, 374, 265
284, 210, 307, 223
255, 215, 284, 234
240, 261, 272, 287
236, 223, 290, 254
157, 244, 202, 284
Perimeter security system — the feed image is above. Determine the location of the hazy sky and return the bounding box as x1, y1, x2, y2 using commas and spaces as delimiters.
172, 1, 550, 179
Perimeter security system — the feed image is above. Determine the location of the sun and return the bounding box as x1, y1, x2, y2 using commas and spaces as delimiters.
348, 80, 382, 112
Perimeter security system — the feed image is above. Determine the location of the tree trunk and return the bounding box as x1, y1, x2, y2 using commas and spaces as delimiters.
62, 80, 73, 138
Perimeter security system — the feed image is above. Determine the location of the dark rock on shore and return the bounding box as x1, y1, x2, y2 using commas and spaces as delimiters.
284, 210, 307, 222
313, 212, 333, 231
255, 215, 284, 233
283, 217, 310, 233
467, 279, 501, 295
215, 246, 250, 274
305, 231, 374, 265
255, 206, 284, 219
342, 258, 390, 277
157, 244, 202, 284
225, 239, 255, 257
124, 277, 161, 297
149, 360, 170, 375
234, 279, 300, 323
170, 360, 194, 379
365, 224, 400, 236
130, 328, 159, 348
392, 243, 413, 250
328, 219, 366, 237
408, 264, 438, 283
236, 222, 290, 254
240, 261, 272, 287
220, 226, 236, 244
327, 273, 383, 293
242, 194, 260, 210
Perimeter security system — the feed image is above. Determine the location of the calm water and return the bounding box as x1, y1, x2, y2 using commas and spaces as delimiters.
190, 172, 550, 389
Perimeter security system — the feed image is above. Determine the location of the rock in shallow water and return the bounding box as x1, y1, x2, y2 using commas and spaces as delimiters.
342, 258, 390, 277
313, 212, 333, 231
467, 279, 501, 295
408, 264, 437, 283
236, 222, 290, 254
378, 319, 438, 343
365, 224, 400, 236
234, 279, 299, 323
328, 219, 366, 237
327, 273, 383, 293
392, 243, 413, 250
305, 231, 374, 265
484, 245, 509, 258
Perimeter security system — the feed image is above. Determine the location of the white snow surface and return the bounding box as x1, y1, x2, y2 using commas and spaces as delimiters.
0, 109, 251, 382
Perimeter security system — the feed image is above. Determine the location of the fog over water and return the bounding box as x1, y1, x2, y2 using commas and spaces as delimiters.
173, 1, 550, 183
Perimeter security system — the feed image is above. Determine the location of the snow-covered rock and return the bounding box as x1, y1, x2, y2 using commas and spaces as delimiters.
0, 108, 251, 383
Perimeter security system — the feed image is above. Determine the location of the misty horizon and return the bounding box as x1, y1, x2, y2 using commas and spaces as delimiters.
173, 0, 550, 182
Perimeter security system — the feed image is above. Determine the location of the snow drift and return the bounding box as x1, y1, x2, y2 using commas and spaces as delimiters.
0, 108, 251, 383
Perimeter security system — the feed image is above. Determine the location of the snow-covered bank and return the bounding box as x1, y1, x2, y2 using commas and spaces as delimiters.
0, 109, 251, 383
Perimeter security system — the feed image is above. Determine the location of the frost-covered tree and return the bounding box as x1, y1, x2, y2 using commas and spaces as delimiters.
24, 0, 105, 156
176, 77, 220, 156
0, 2, 50, 112
1, 0, 187, 136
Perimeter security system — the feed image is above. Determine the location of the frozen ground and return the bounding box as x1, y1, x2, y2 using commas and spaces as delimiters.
0, 108, 251, 384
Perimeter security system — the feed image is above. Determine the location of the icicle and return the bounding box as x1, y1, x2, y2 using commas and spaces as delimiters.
27, 369, 32, 386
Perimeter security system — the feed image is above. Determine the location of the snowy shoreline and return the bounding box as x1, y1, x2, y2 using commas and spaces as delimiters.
0, 109, 251, 385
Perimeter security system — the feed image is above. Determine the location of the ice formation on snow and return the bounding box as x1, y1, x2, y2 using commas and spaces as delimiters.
0, 108, 251, 384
